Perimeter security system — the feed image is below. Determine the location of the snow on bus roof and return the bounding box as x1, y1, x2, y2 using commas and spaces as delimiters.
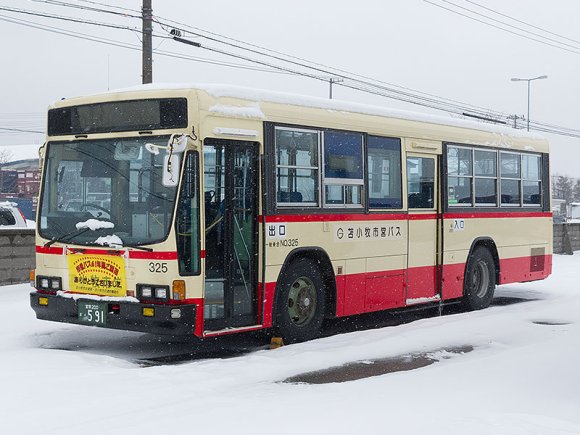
60, 83, 544, 141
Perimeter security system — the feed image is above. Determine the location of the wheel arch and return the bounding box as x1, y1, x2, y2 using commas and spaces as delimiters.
275, 247, 337, 320
467, 237, 500, 283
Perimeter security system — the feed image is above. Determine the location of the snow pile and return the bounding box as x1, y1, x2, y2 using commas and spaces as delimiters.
80, 83, 544, 141
94, 234, 123, 247
76, 219, 114, 231
1, 255, 579, 434
209, 103, 265, 119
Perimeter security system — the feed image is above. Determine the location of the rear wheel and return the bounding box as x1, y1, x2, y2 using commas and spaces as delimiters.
274, 258, 326, 343
463, 246, 496, 310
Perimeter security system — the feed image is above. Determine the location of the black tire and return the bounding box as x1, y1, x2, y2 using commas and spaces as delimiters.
273, 258, 326, 343
463, 246, 496, 310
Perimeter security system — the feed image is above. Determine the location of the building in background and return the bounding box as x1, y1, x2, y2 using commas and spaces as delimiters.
0, 158, 40, 220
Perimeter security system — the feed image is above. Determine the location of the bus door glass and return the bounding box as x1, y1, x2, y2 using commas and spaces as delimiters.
406, 153, 439, 303
203, 139, 259, 329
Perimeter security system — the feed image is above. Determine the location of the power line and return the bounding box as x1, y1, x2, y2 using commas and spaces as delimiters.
0, 127, 44, 133
0, 5, 141, 33
464, 0, 580, 46
30, 0, 141, 20
423, 0, 580, 55
0, 13, 292, 75
437, 0, 580, 51
28, 0, 501, 116
5, 2, 580, 140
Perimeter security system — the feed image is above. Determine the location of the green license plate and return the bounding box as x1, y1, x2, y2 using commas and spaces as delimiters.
78, 301, 107, 325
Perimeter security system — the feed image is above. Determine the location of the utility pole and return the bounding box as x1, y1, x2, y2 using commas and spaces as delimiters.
507, 114, 525, 129
142, 0, 153, 84
329, 77, 343, 99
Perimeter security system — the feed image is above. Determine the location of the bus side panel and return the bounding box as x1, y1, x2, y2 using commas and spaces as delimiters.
499, 251, 552, 284
442, 215, 552, 297
342, 259, 366, 316
364, 271, 405, 311
441, 257, 467, 300
406, 265, 437, 300
262, 280, 278, 328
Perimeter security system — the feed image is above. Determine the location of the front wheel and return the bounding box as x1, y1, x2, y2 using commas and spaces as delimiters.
463, 246, 496, 310
274, 258, 326, 343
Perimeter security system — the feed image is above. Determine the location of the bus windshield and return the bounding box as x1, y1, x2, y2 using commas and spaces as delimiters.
39, 136, 180, 247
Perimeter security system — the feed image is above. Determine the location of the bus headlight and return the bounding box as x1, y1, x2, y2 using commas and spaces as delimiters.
154, 287, 167, 299
137, 284, 170, 302
36, 276, 62, 292
140, 286, 153, 298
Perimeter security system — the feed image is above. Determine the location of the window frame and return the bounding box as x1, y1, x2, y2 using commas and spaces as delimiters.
321, 130, 365, 209
274, 126, 321, 208
366, 135, 403, 210
473, 149, 498, 207
521, 153, 542, 207
444, 143, 545, 211
175, 151, 201, 276
447, 144, 474, 207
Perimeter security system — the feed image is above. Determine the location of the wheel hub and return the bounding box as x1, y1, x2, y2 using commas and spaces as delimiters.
287, 277, 317, 325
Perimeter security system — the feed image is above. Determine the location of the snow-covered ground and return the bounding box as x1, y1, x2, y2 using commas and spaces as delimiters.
2, 255, 579, 435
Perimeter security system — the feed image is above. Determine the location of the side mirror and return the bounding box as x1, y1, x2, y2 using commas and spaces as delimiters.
162, 153, 180, 187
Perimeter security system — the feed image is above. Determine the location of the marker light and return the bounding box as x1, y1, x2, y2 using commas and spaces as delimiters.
172, 280, 185, 301
30, 270, 35, 287
142, 307, 155, 317
39, 297, 49, 306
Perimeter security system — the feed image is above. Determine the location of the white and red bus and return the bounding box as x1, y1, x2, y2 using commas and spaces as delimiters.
30, 84, 552, 342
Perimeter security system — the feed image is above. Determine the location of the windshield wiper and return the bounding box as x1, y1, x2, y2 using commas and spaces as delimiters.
125, 245, 154, 252
44, 227, 90, 248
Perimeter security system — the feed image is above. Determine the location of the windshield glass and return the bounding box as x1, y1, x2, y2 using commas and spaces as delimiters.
39, 136, 180, 247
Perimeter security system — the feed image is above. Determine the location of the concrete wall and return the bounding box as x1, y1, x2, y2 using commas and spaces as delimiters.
0, 228, 35, 285
553, 223, 580, 255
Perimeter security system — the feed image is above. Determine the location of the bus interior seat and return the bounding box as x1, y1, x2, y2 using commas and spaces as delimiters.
278, 191, 303, 203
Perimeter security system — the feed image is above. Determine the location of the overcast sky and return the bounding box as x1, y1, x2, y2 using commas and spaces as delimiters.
1, 0, 579, 176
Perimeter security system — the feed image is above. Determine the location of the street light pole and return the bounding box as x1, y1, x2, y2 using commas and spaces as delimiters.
510, 75, 548, 131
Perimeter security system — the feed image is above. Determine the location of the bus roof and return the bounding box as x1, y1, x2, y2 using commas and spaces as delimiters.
51, 83, 549, 152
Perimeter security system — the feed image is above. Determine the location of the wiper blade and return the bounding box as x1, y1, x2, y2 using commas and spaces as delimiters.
125, 245, 154, 252
44, 227, 90, 248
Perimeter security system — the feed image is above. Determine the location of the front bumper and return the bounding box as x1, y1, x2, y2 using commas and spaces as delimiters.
30, 292, 197, 335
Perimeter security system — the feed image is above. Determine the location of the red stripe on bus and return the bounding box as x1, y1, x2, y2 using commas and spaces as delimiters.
408, 213, 438, 220
266, 213, 408, 223
444, 211, 552, 219
265, 211, 551, 223
36, 245, 64, 255
128, 251, 178, 260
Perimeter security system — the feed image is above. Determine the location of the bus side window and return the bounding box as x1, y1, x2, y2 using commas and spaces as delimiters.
274, 127, 320, 207
176, 152, 201, 275
407, 157, 435, 209
367, 136, 402, 209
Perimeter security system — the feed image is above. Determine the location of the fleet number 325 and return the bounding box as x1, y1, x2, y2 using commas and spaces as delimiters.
149, 262, 168, 273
